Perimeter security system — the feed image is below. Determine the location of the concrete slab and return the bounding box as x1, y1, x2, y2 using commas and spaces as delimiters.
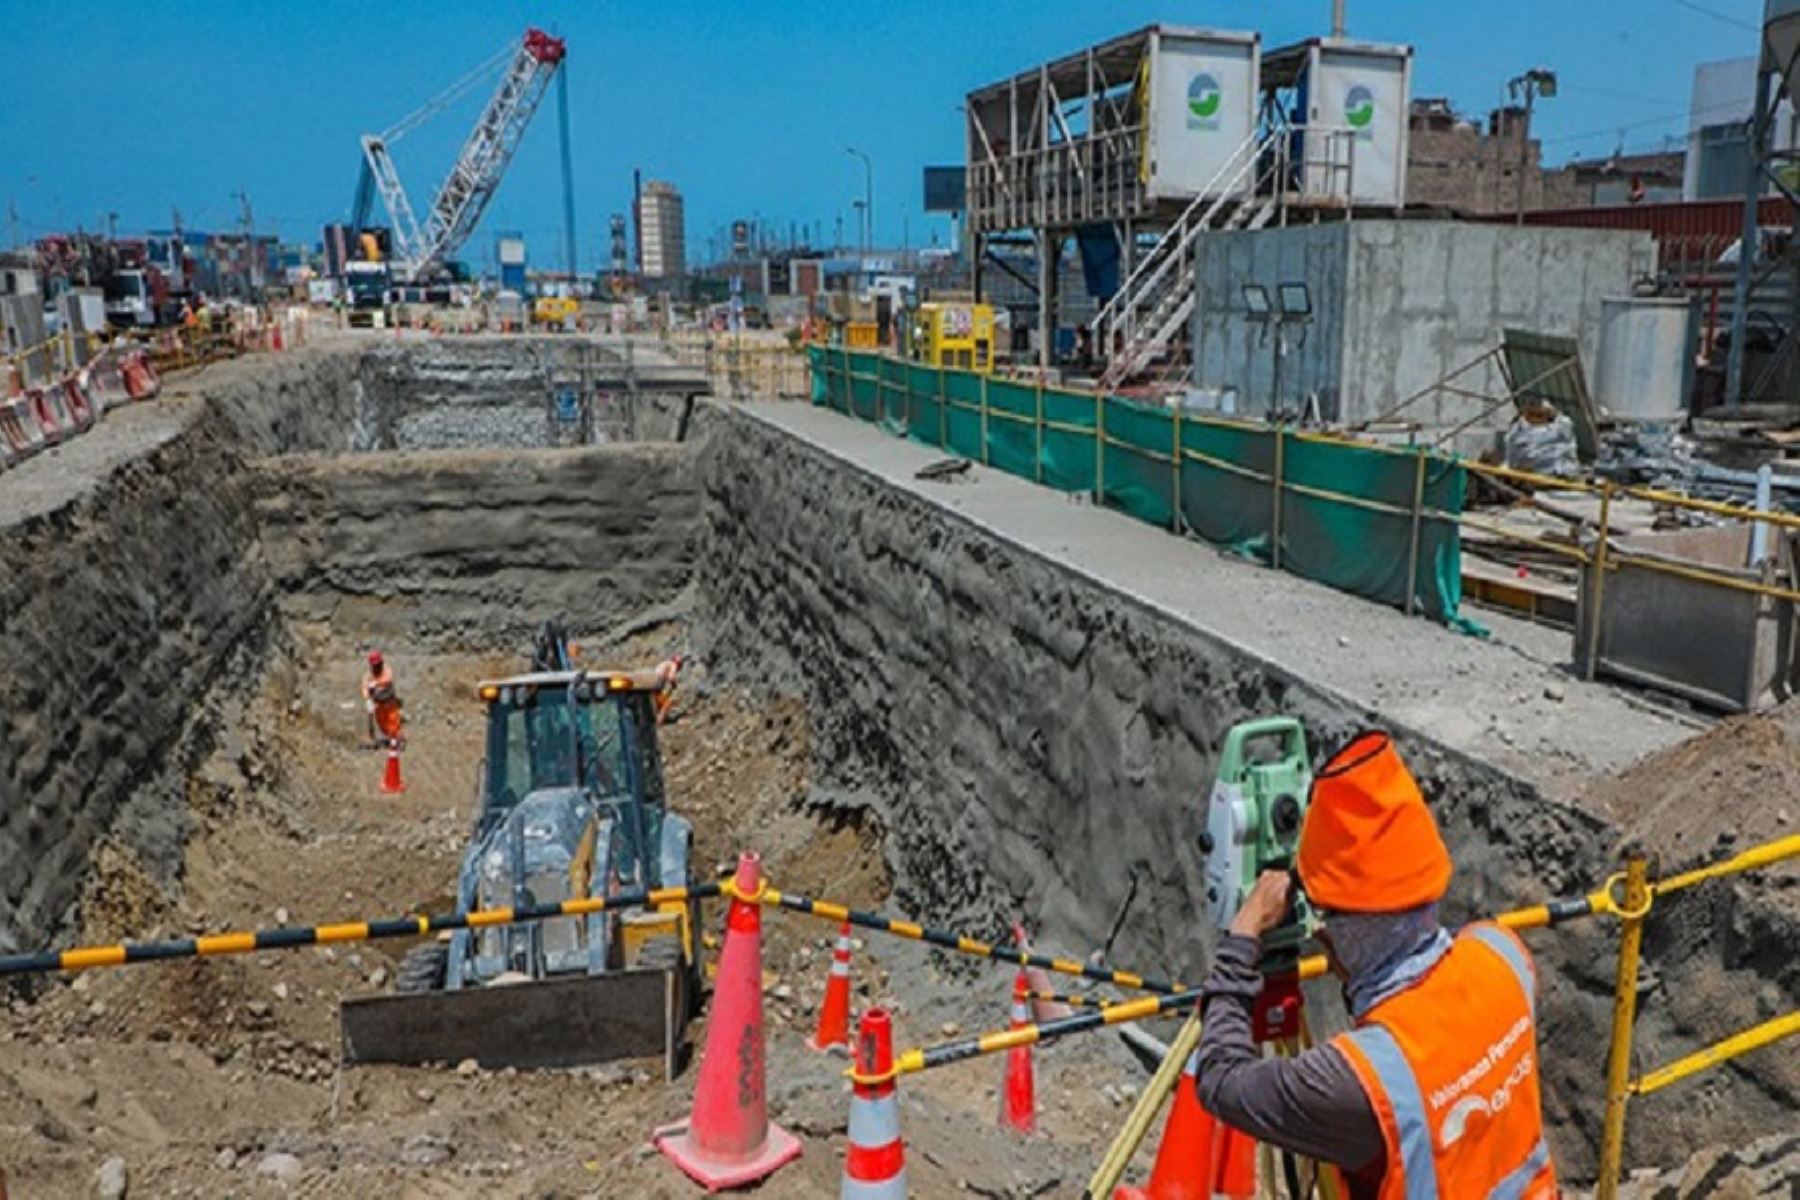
739, 401, 1699, 802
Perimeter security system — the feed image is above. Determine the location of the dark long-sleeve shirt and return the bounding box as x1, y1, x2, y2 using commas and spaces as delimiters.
1195, 933, 1385, 1178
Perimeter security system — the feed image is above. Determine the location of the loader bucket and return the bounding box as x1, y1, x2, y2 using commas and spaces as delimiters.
339, 965, 688, 1080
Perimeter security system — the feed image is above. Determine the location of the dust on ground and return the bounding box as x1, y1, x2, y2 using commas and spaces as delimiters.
0, 620, 1149, 1198
1588, 698, 1800, 874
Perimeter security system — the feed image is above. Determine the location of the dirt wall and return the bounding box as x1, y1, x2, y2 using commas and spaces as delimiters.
0, 349, 361, 955
693, 406, 1799, 1178
254, 444, 703, 643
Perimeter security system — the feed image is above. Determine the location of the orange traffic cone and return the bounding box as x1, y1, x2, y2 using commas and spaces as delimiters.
999, 970, 1036, 1134
809, 920, 853, 1053
654, 852, 801, 1190
1113, 1049, 1256, 1200
842, 1008, 908, 1198
380, 742, 406, 794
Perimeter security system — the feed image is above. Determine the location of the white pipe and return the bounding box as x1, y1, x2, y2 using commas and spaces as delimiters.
1751, 463, 1773, 565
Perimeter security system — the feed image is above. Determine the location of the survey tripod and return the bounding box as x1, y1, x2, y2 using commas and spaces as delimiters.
1251, 936, 1347, 1200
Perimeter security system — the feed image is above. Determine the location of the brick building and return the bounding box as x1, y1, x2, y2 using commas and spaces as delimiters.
1405, 97, 1683, 217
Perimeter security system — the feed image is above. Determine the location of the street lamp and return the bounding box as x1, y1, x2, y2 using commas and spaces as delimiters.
1507, 67, 1557, 225
846, 146, 872, 256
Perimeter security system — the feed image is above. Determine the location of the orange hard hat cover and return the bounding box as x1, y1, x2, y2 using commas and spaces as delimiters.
1297, 731, 1453, 913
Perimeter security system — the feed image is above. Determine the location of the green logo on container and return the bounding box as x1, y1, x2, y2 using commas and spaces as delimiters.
1345, 84, 1376, 129
1188, 73, 1222, 120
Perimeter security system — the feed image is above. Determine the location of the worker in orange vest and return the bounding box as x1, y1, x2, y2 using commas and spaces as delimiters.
362, 650, 404, 749
1196, 730, 1556, 1200
652, 655, 684, 724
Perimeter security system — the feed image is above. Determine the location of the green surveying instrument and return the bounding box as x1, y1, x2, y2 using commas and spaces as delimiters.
1199, 717, 1316, 967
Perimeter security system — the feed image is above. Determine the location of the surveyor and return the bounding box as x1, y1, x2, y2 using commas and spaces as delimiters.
362, 650, 404, 748
1196, 730, 1555, 1199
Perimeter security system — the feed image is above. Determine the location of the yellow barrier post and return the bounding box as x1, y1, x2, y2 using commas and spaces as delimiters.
980, 371, 991, 466
1596, 854, 1651, 1200
1271, 427, 1286, 571
1034, 376, 1045, 485
1585, 481, 1615, 681
1404, 448, 1428, 617
1095, 393, 1107, 506
937, 361, 948, 449
1171, 409, 1185, 534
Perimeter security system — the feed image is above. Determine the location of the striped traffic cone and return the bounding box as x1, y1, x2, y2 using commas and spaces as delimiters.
380, 742, 406, 794
842, 1008, 907, 1198
654, 852, 801, 1190
998, 971, 1036, 1134
1112, 1049, 1256, 1200
809, 921, 854, 1053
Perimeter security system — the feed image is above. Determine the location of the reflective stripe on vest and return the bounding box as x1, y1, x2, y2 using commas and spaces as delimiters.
1467, 925, 1535, 1017
1343, 926, 1546, 1200
1492, 1139, 1551, 1200
1342, 1023, 1440, 1200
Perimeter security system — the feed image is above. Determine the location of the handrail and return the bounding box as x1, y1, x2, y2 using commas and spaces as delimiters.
1090, 128, 1266, 334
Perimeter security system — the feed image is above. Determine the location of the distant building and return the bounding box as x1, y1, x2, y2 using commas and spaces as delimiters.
1683, 57, 1797, 200
1406, 97, 1685, 216
638, 181, 686, 279
1405, 99, 1548, 215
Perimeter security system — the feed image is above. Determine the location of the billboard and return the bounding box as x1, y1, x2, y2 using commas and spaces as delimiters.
923, 166, 967, 213
1145, 29, 1259, 201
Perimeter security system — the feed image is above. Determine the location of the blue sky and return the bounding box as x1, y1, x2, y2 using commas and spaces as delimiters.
0, 2, 1762, 271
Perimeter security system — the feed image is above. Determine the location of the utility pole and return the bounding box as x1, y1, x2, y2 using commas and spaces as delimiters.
233, 187, 262, 298
847, 146, 872, 255
7, 199, 19, 251
1507, 68, 1557, 225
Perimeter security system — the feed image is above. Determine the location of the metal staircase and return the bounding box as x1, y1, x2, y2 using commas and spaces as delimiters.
1090, 130, 1277, 392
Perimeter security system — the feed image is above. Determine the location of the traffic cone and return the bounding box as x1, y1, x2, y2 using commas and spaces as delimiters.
380, 742, 406, 794
809, 920, 853, 1053
654, 852, 801, 1191
1112, 1049, 1257, 1200
842, 1008, 908, 1198
999, 971, 1036, 1134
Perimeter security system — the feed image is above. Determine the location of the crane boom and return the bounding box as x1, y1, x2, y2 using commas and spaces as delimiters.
357, 28, 567, 283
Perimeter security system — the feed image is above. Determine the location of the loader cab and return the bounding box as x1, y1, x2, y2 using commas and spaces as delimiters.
476, 670, 670, 884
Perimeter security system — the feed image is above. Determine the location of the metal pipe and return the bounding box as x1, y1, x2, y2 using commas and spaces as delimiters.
1726, 68, 1776, 409
1331, 0, 1346, 37
1585, 482, 1614, 681
1595, 856, 1651, 1200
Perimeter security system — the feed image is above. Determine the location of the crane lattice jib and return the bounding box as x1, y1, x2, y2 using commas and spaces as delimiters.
407, 28, 565, 282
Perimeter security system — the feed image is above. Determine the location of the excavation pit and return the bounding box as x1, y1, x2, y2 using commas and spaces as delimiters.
0, 334, 1792, 1195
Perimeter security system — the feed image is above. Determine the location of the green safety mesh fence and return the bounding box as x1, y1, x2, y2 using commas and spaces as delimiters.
808, 346, 1473, 627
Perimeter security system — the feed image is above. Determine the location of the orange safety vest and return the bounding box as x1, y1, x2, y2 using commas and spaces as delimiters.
1333, 924, 1556, 1200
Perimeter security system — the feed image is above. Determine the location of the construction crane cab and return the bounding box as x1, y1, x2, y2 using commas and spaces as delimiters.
338, 623, 699, 1075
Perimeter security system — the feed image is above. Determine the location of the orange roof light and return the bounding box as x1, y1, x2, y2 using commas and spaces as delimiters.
607, 675, 633, 691
479, 685, 500, 701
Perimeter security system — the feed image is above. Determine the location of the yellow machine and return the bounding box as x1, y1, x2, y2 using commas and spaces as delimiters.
909, 302, 996, 372
532, 295, 581, 328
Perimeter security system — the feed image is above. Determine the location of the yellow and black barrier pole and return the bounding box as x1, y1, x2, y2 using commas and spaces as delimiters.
0, 880, 723, 978
756, 882, 1194, 995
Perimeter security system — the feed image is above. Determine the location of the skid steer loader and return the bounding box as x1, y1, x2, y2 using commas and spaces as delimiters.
339, 624, 700, 1076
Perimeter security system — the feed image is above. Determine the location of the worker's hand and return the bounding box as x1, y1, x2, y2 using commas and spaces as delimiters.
1229, 871, 1294, 940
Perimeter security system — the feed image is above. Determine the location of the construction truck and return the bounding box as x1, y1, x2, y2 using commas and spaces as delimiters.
339, 623, 700, 1074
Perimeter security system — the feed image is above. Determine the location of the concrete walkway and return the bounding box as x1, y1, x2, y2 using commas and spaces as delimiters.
741, 401, 1700, 802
